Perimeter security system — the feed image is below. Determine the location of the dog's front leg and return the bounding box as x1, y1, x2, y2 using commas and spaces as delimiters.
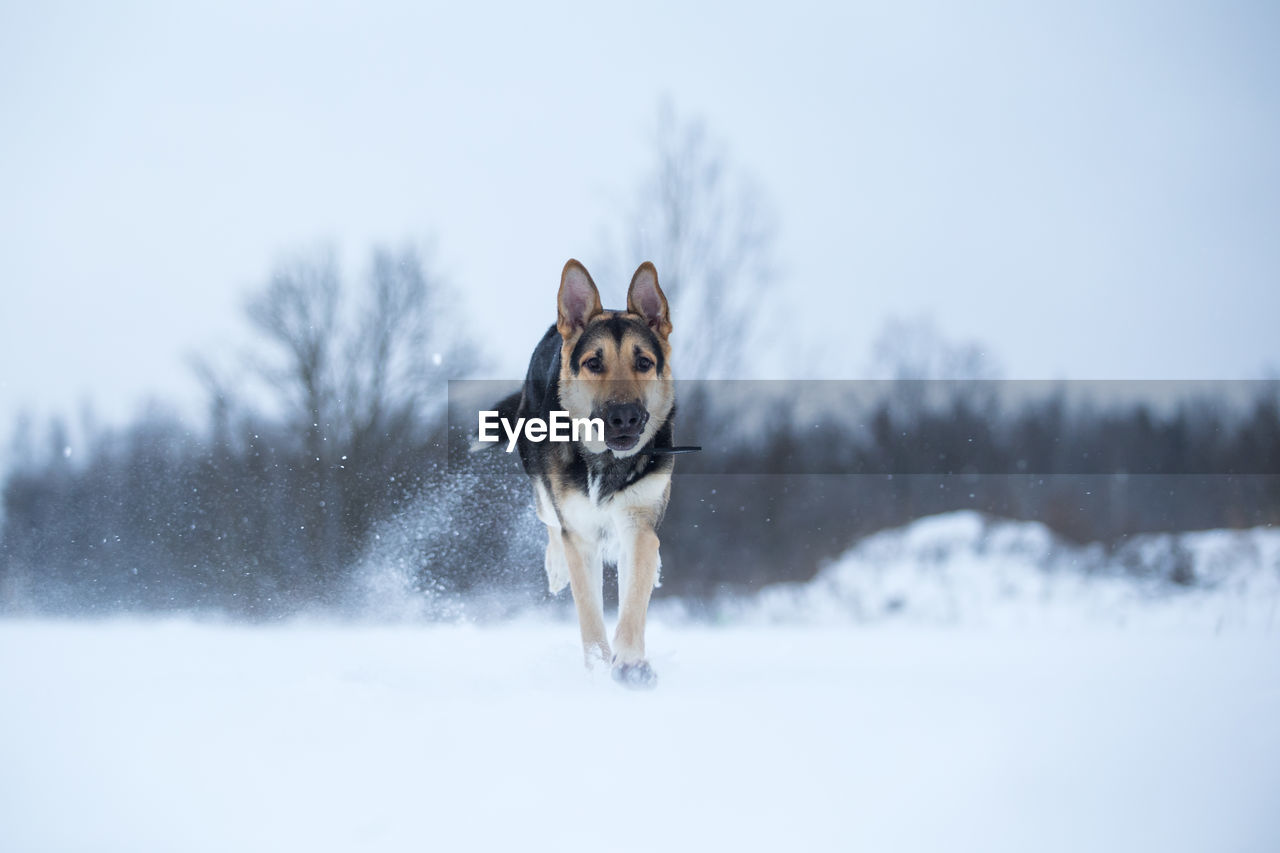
612, 527, 660, 686
561, 530, 610, 665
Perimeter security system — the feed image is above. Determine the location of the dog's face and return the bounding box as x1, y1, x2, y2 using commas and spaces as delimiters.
555, 260, 674, 457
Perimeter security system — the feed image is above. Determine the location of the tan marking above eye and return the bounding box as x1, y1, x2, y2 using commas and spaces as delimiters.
630, 345, 656, 372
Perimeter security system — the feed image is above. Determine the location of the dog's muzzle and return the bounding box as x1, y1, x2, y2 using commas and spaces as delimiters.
601, 402, 649, 452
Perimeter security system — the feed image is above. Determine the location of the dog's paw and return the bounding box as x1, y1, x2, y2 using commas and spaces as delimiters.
544, 546, 569, 594
611, 659, 657, 690
584, 641, 613, 672
546, 573, 569, 595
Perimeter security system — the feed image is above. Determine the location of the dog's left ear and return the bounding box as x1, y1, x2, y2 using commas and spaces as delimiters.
627, 262, 672, 338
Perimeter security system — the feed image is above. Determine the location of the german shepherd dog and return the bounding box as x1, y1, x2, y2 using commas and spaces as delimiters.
489, 259, 676, 687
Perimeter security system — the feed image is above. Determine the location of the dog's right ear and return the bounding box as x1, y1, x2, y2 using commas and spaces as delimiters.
557, 259, 603, 338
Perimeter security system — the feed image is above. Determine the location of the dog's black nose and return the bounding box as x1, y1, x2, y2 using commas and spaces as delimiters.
604, 403, 647, 432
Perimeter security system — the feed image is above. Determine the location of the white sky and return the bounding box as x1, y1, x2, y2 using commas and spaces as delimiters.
2, 1, 1278, 442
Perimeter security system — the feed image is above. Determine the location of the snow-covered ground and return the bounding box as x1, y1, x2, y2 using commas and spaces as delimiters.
4, 512, 1280, 852
2, 618, 1278, 853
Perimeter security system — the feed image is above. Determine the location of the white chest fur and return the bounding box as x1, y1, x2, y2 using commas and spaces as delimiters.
555, 470, 670, 579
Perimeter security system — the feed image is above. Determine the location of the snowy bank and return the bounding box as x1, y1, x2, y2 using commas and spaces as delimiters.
710, 512, 1280, 631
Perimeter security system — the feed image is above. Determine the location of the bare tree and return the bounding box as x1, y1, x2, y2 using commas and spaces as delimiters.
621, 101, 779, 379
246, 247, 343, 440
243, 249, 344, 576
341, 244, 466, 460
236, 243, 473, 584
244, 243, 470, 447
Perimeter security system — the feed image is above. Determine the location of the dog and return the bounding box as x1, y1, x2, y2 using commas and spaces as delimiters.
486, 259, 677, 687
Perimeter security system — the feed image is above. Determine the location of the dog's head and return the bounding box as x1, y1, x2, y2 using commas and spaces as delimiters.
555, 259, 674, 457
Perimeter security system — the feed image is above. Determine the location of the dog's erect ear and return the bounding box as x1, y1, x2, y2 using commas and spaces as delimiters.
627, 262, 671, 338
557, 259, 603, 338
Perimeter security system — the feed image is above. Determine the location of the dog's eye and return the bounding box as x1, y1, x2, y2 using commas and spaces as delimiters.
635, 355, 654, 372
582, 356, 604, 374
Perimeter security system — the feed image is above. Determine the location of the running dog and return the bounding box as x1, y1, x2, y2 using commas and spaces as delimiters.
488, 259, 677, 687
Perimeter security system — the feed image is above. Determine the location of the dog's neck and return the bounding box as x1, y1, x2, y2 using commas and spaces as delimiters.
575, 440, 670, 504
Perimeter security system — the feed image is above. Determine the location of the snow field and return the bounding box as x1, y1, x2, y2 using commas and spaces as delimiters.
2, 618, 1278, 853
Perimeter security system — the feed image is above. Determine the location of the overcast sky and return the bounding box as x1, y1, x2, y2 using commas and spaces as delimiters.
3, 1, 1278, 442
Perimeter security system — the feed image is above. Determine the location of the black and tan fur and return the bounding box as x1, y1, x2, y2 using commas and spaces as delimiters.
492, 259, 676, 686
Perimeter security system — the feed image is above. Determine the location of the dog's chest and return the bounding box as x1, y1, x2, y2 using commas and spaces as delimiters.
558, 467, 670, 541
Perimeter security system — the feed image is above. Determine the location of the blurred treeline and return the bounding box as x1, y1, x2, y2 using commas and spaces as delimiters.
2, 106, 1278, 615
3, 347, 1277, 615
665, 385, 1280, 598
0, 243, 491, 615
